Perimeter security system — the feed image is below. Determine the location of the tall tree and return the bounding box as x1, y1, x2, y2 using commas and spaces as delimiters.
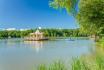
50, 0, 104, 37
77, 0, 104, 36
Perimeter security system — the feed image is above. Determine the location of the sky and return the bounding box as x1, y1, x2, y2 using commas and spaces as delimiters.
0, 0, 79, 29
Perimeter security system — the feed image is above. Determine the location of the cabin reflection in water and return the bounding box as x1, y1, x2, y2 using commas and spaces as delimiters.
25, 29, 48, 41
24, 41, 43, 52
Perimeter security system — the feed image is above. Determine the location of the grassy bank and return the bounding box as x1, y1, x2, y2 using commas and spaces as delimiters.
71, 38, 104, 70
37, 61, 67, 70
35, 38, 104, 70
96, 37, 104, 48
36, 48, 104, 70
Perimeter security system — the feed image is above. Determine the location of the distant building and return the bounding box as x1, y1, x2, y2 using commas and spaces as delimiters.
25, 29, 48, 41
30, 29, 44, 40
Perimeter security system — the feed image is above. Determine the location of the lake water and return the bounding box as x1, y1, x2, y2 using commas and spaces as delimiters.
0, 38, 95, 70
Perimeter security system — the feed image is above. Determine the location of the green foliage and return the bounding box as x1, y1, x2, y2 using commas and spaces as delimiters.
48, 61, 66, 70
0, 29, 88, 39
50, 0, 104, 36
38, 64, 47, 70
72, 46, 104, 70
34, 37, 104, 70
37, 61, 67, 70
37, 46, 104, 70
0, 31, 8, 39
0, 30, 33, 39
20, 30, 33, 37
41, 29, 87, 37
72, 58, 89, 70
49, 0, 78, 15
77, 0, 104, 35
96, 37, 104, 47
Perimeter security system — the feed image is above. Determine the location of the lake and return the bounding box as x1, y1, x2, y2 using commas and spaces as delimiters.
0, 38, 95, 70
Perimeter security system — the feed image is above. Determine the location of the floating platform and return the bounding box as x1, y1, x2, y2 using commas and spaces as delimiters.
24, 37, 49, 41
24, 29, 49, 41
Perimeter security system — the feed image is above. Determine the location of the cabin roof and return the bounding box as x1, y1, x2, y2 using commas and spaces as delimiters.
35, 29, 43, 34
30, 29, 43, 35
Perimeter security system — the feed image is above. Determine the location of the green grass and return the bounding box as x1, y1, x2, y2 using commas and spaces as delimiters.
37, 61, 67, 70
37, 52, 104, 70
71, 39, 104, 70
36, 38, 104, 70
96, 37, 104, 48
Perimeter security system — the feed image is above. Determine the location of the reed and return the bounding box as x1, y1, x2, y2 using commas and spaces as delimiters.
37, 61, 67, 70
37, 49, 104, 70
37, 39, 104, 70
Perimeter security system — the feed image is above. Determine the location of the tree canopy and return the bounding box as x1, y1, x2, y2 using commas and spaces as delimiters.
50, 0, 104, 36
49, 0, 78, 16
77, 0, 104, 35
0, 29, 88, 39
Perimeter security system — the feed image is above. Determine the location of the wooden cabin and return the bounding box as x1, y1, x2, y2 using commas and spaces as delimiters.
24, 30, 48, 41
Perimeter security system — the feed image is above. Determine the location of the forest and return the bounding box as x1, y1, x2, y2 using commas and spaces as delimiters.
0, 29, 89, 39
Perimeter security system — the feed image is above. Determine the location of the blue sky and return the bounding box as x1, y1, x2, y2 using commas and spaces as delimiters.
0, 0, 79, 29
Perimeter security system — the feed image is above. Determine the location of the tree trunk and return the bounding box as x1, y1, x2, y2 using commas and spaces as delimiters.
90, 34, 99, 42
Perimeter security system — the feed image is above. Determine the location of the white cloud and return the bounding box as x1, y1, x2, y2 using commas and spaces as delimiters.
6, 28, 16, 31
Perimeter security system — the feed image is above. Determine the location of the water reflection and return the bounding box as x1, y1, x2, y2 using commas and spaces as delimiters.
24, 41, 43, 52
0, 38, 95, 70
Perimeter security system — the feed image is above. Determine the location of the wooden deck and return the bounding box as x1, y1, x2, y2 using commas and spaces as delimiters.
24, 37, 48, 41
